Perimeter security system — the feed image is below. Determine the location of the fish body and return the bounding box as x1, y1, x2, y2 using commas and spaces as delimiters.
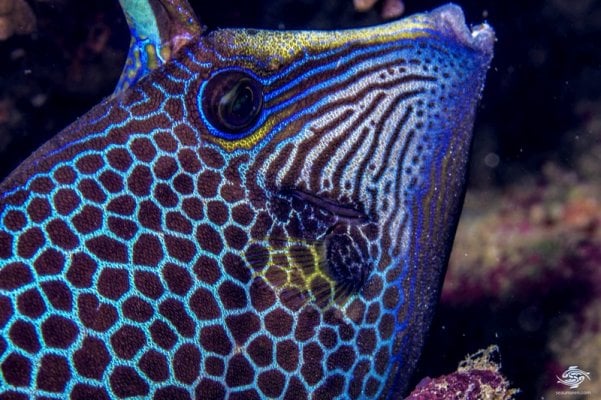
0, 2, 494, 399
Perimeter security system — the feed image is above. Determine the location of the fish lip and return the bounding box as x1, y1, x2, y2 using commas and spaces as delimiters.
282, 189, 370, 222
429, 3, 495, 56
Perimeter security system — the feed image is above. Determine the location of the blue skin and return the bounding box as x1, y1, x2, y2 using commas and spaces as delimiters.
0, 2, 493, 398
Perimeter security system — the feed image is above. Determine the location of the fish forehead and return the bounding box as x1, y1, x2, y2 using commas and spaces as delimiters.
0, 3, 494, 400
206, 4, 490, 64
193, 5, 492, 153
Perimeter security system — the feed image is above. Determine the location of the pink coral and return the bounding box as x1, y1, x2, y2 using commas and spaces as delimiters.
406, 346, 518, 399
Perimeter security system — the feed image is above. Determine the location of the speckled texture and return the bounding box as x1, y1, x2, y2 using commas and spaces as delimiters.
0, 3, 493, 398
2, 0, 600, 398
407, 346, 518, 399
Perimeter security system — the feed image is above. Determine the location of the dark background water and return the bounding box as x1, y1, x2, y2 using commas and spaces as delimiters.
2, 0, 600, 184
1, 0, 600, 398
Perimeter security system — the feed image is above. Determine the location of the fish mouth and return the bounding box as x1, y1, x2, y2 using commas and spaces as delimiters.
429, 4, 495, 55
281, 189, 369, 223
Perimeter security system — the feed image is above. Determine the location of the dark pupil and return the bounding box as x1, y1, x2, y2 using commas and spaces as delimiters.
202, 70, 264, 134
220, 81, 255, 125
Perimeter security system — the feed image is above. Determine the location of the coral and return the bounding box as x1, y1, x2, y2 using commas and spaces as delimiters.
436, 163, 601, 397
406, 346, 518, 399
445, 167, 601, 306
353, 0, 405, 19
0, 0, 35, 40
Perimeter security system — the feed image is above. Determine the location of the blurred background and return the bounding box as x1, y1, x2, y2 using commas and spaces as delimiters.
1, 0, 600, 398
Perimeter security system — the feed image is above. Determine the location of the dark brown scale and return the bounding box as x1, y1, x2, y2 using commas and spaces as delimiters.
154, 130, 178, 153
158, 298, 195, 337
41, 280, 72, 311
199, 325, 232, 355
205, 356, 225, 376
107, 148, 133, 171
3, 209, 27, 230
16, 289, 45, 318
111, 325, 146, 359
225, 354, 255, 387
109, 366, 149, 398
133, 233, 164, 265
54, 165, 77, 184
2, 353, 31, 387
99, 170, 124, 193
190, 288, 221, 320
122, 296, 154, 322
76, 154, 104, 175
258, 370, 286, 397
225, 313, 260, 345
78, 179, 107, 204
154, 155, 179, 180
173, 173, 195, 195
66, 253, 97, 288
0, 262, 32, 290
108, 216, 138, 239
173, 344, 201, 384
134, 271, 165, 299
33, 248, 64, 275
248, 335, 273, 367
53, 188, 80, 215
193, 256, 221, 284
85, 235, 127, 263
16, 227, 44, 259
154, 183, 179, 208
77, 294, 118, 332
138, 200, 162, 230
72, 205, 103, 234
128, 165, 153, 196
265, 307, 294, 336
71, 384, 111, 400
173, 124, 197, 146
164, 234, 196, 263
139, 350, 170, 382
150, 320, 177, 350
162, 263, 193, 295
47, 219, 79, 250
37, 354, 70, 392
9, 320, 40, 353
73, 337, 111, 379
195, 379, 226, 399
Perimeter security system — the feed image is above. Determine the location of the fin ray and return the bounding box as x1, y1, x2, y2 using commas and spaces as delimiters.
114, 0, 203, 96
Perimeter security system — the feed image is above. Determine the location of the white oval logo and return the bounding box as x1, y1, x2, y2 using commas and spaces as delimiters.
557, 366, 591, 389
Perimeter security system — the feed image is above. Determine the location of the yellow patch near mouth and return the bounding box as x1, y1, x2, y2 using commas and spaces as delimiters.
247, 238, 355, 309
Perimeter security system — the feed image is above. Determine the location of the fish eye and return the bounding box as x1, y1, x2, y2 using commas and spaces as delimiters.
201, 70, 264, 134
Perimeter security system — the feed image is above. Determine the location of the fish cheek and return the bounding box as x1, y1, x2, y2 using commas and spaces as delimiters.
268, 192, 337, 241
260, 193, 377, 308
323, 223, 374, 298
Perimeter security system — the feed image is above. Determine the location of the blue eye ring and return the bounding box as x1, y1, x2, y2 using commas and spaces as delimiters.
200, 69, 264, 137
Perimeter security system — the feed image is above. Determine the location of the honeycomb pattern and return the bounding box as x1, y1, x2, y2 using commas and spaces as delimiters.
0, 5, 492, 399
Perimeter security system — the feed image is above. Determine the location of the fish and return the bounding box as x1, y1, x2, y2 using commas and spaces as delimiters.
0, 1, 494, 399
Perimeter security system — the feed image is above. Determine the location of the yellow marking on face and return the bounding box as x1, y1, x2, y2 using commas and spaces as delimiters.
250, 238, 353, 309
211, 111, 283, 152
205, 13, 438, 151
225, 19, 434, 64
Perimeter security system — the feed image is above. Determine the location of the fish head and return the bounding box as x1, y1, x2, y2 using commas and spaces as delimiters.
188, 5, 494, 395
0, 4, 493, 399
